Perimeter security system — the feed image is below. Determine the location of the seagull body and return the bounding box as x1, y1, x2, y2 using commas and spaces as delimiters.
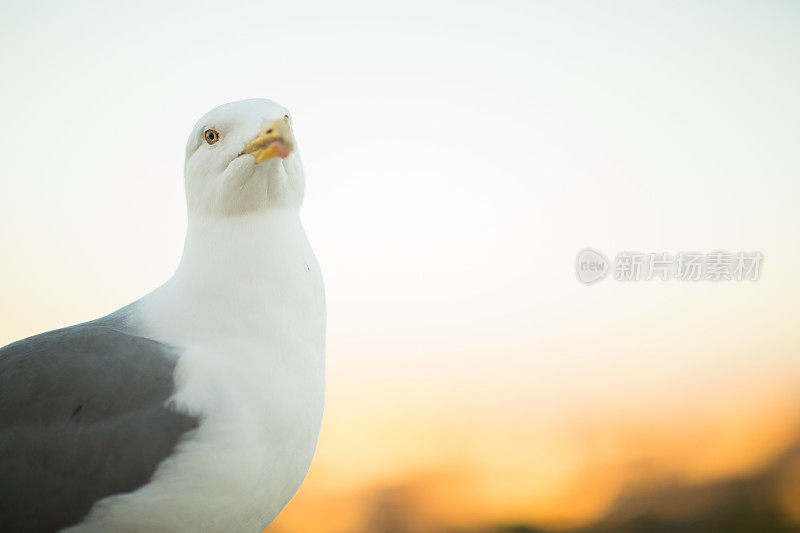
0, 99, 325, 532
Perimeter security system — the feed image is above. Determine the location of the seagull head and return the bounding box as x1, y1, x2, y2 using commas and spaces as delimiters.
184, 99, 305, 217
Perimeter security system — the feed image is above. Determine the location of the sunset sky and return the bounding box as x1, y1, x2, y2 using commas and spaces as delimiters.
2, 1, 799, 531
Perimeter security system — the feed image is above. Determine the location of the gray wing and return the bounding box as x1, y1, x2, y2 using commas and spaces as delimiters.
0, 317, 199, 533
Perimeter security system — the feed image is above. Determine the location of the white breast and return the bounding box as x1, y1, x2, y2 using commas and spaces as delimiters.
71, 211, 326, 532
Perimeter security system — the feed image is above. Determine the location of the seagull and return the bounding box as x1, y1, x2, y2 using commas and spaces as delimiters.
0, 99, 326, 533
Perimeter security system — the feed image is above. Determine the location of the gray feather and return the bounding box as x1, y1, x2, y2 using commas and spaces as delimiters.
0, 314, 199, 533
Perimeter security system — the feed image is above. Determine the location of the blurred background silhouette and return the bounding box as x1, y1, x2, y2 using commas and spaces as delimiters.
1, 1, 799, 531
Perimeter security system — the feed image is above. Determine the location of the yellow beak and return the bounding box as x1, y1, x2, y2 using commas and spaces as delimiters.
240, 119, 293, 163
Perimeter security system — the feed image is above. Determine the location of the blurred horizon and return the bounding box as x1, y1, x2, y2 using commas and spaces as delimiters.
2, 1, 800, 531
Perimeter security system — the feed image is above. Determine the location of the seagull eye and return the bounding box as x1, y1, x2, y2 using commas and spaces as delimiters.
204, 129, 220, 145
283, 114, 291, 124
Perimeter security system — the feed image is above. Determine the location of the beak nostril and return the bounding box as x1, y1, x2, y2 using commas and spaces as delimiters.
266, 129, 273, 134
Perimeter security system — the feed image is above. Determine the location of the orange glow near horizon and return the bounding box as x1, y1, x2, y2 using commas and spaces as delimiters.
271, 391, 800, 532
